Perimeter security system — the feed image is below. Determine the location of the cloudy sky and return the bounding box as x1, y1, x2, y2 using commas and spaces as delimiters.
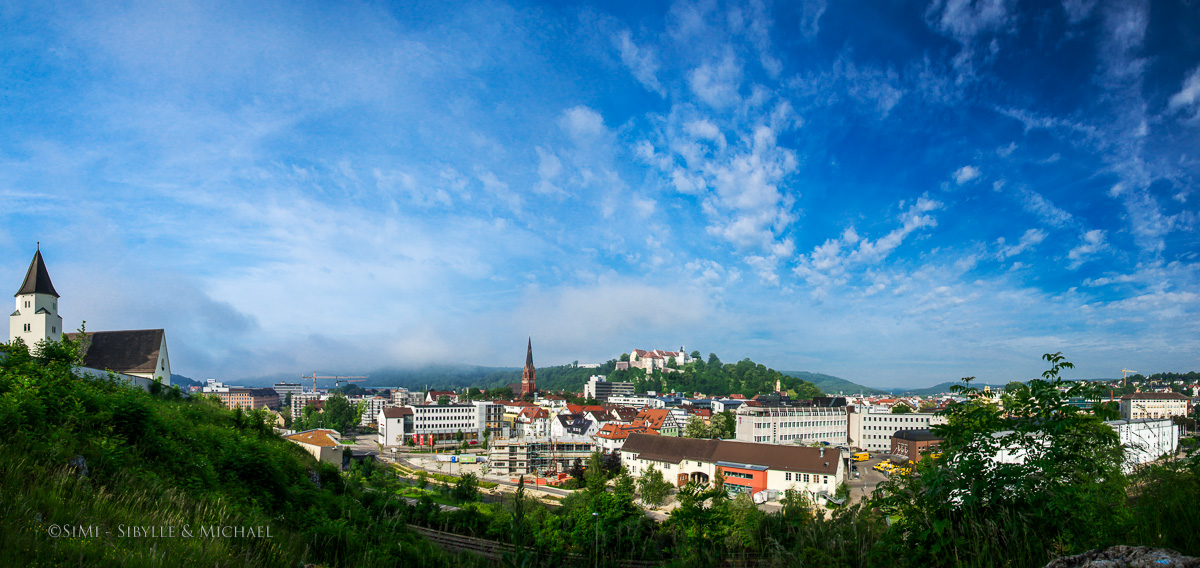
2, 0, 1198, 387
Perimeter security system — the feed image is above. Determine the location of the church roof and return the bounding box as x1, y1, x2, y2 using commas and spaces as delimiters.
16, 249, 59, 298
525, 337, 534, 369
66, 329, 165, 374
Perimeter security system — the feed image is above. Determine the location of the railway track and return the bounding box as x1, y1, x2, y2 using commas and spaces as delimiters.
408, 525, 662, 567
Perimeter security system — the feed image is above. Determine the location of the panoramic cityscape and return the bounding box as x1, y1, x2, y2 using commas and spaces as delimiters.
2, 0, 1199, 567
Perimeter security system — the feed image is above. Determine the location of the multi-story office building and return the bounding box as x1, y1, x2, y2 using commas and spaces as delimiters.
608, 393, 655, 407
583, 375, 635, 401
486, 436, 596, 476
849, 410, 946, 452
354, 395, 392, 427
273, 382, 304, 398
212, 388, 280, 411
734, 405, 849, 445
1119, 392, 1189, 420
377, 402, 504, 446
290, 392, 323, 419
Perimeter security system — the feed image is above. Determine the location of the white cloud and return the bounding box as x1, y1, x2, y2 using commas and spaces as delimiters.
614, 29, 665, 96
476, 170, 522, 214
996, 228, 1047, 259
559, 106, 608, 141
1061, 0, 1097, 24
794, 197, 943, 296
1167, 65, 1200, 119
927, 0, 1015, 45
689, 53, 744, 109
1067, 229, 1107, 269
953, 165, 981, 185
1019, 187, 1073, 228
533, 147, 565, 196
798, 0, 826, 38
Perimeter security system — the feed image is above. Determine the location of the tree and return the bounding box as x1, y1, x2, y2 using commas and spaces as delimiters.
874, 353, 1127, 566
620, 353, 630, 362
890, 403, 913, 414
637, 465, 672, 507
452, 472, 480, 503
585, 451, 607, 494
1092, 400, 1121, 421
683, 416, 716, 439
482, 428, 492, 449
323, 394, 357, 435
437, 395, 450, 406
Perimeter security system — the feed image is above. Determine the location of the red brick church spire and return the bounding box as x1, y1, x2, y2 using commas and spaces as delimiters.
520, 337, 536, 398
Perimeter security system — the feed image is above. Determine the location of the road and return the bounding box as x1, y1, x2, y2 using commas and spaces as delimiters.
846, 453, 895, 504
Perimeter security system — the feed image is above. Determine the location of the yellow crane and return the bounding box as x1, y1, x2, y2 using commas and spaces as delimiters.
301, 374, 368, 392
1121, 368, 1137, 389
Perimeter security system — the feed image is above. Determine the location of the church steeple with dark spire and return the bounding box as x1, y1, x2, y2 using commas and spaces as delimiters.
11, 245, 64, 345
520, 337, 537, 398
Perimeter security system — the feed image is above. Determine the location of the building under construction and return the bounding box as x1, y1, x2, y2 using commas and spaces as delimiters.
486, 435, 596, 477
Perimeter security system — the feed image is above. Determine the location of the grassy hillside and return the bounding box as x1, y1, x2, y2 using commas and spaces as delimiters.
0, 337, 475, 568
781, 371, 890, 395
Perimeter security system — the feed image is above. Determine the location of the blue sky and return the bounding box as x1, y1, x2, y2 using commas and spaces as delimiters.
2, 0, 1198, 387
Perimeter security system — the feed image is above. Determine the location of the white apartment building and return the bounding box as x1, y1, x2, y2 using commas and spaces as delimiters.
273, 382, 304, 398
583, 375, 635, 401
290, 392, 324, 419
1107, 418, 1179, 470
391, 401, 504, 445
1119, 392, 1188, 420
608, 393, 654, 407
354, 395, 391, 427
735, 405, 849, 446
849, 410, 947, 452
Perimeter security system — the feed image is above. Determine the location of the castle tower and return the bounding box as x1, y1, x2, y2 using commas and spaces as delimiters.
10, 246, 63, 346
520, 337, 536, 398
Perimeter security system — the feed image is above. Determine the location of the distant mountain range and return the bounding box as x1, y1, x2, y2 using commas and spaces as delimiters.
194, 363, 1122, 397
780, 371, 891, 396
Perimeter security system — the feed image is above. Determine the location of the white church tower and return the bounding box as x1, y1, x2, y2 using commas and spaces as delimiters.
10, 246, 63, 346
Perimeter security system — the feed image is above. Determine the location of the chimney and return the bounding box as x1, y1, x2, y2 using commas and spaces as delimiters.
819, 447, 825, 458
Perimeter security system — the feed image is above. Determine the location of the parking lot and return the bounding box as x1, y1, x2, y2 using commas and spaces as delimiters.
845, 453, 898, 504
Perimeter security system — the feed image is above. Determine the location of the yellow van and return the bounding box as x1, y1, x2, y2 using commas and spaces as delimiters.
853, 452, 870, 462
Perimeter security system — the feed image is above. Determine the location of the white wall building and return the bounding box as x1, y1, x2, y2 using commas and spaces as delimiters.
1107, 418, 1179, 470
621, 434, 844, 501
1119, 392, 1189, 420
583, 375, 635, 401
377, 401, 503, 446
609, 394, 654, 407
735, 405, 849, 446
849, 410, 947, 452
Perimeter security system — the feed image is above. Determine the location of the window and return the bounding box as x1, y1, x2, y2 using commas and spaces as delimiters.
785, 472, 792, 481
803, 474, 810, 482
23, 324, 30, 332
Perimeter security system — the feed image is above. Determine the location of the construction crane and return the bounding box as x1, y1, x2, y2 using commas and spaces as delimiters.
1122, 368, 1137, 388
301, 374, 369, 392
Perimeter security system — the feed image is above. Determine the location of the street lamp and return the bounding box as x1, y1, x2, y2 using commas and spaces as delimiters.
593, 511, 599, 568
